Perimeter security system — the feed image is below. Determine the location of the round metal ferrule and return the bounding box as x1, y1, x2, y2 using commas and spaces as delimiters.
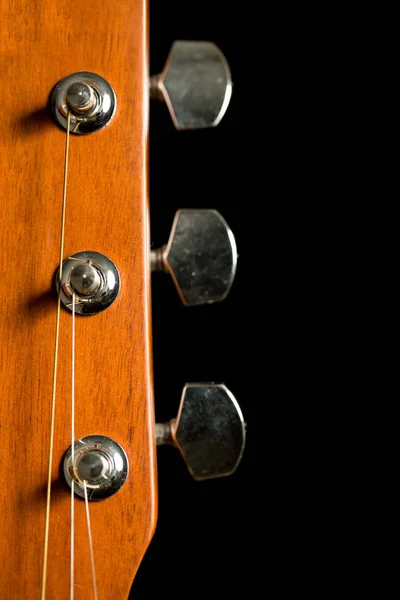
64, 435, 129, 500
52, 71, 117, 134
55, 251, 120, 316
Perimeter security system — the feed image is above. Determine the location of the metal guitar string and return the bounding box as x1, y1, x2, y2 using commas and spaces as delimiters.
70, 292, 76, 600
84, 480, 99, 600
41, 110, 71, 600
68, 175, 97, 600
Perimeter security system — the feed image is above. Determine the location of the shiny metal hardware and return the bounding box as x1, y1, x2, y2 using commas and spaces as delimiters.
150, 41, 232, 130
151, 209, 237, 306
66, 82, 96, 114
156, 383, 246, 481
55, 251, 120, 315
64, 435, 129, 500
52, 71, 117, 134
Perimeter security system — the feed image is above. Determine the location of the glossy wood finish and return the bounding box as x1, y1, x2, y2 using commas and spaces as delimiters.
0, 1, 156, 598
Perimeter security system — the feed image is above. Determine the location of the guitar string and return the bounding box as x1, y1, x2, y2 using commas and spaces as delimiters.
70, 292, 76, 600
84, 480, 99, 600
41, 110, 71, 600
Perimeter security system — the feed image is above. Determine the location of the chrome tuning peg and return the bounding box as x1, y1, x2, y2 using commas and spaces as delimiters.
150, 40, 232, 130
151, 209, 237, 306
156, 383, 245, 481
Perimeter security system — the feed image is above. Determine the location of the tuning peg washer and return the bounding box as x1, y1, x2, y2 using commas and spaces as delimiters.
156, 383, 246, 481
150, 40, 232, 130
151, 209, 237, 306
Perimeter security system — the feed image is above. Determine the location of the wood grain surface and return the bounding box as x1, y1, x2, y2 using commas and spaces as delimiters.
0, 1, 157, 598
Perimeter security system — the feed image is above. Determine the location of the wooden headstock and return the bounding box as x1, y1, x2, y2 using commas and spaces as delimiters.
0, 2, 244, 598
0, 1, 155, 598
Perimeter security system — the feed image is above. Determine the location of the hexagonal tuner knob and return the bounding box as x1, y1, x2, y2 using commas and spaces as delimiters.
150, 41, 232, 130
151, 209, 237, 306
156, 383, 245, 481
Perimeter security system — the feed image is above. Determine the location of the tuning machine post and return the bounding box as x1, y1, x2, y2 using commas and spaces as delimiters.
150, 41, 232, 130
55, 251, 120, 315
150, 209, 237, 306
51, 71, 117, 134
155, 383, 245, 481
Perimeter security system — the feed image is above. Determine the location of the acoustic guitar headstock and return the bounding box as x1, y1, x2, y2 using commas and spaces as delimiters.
0, 2, 245, 598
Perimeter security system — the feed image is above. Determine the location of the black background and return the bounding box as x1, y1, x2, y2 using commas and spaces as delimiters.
125, 4, 361, 597
130, 1, 257, 598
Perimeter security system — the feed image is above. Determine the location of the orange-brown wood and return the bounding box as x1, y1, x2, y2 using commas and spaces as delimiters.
0, 1, 157, 598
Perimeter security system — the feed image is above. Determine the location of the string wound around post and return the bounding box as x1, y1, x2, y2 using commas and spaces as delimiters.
52, 71, 117, 135
64, 435, 129, 501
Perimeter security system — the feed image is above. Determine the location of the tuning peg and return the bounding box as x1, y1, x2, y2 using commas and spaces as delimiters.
150, 40, 232, 130
156, 383, 245, 481
151, 209, 237, 306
